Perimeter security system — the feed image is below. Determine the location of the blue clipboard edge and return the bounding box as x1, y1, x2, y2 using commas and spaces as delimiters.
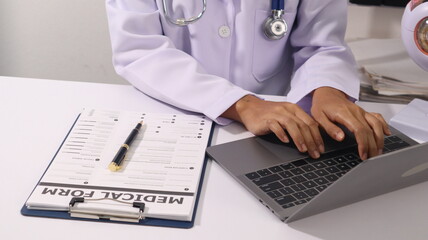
21, 112, 215, 229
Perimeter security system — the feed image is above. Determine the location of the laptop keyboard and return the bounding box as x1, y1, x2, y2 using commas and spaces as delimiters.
245, 135, 410, 209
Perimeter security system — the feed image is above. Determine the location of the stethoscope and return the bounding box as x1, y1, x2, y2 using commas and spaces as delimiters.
162, 0, 288, 40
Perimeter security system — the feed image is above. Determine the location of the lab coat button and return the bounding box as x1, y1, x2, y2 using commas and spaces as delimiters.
218, 26, 231, 38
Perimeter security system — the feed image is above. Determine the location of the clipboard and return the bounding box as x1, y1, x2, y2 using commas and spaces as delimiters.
21, 110, 214, 228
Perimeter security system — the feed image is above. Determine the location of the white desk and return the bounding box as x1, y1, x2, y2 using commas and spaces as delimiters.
1, 76, 428, 240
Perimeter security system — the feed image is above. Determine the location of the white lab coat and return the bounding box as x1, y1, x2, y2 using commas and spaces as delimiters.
106, 0, 360, 124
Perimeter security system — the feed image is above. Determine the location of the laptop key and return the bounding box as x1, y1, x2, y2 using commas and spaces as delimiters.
316, 185, 328, 192
303, 172, 318, 180
276, 195, 297, 205
294, 199, 307, 205
304, 188, 319, 197
302, 180, 317, 189
385, 137, 393, 144
291, 159, 308, 167
385, 141, 410, 151
314, 177, 329, 185
291, 175, 307, 183
279, 187, 295, 195
302, 164, 316, 172
280, 163, 294, 170
257, 169, 272, 177
337, 163, 351, 171
333, 156, 347, 163
253, 174, 281, 186
324, 159, 338, 166
291, 183, 306, 192
279, 170, 293, 178
280, 178, 296, 186
246, 172, 260, 180
388, 135, 402, 142
290, 168, 305, 175
325, 174, 339, 182
347, 161, 360, 168
344, 153, 358, 161
293, 192, 309, 200
269, 166, 283, 173
260, 182, 283, 192
313, 162, 327, 169
314, 169, 329, 176
267, 190, 283, 199
325, 166, 340, 174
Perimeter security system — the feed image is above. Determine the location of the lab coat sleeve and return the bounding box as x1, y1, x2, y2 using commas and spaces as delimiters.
287, 0, 360, 105
105, 0, 251, 124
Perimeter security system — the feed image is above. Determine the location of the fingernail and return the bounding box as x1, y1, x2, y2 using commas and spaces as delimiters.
336, 132, 345, 141
301, 143, 308, 152
362, 153, 367, 160
378, 149, 383, 155
313, 150, 320, 159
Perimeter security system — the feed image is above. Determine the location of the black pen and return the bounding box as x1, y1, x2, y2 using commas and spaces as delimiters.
109, 121, 144, 172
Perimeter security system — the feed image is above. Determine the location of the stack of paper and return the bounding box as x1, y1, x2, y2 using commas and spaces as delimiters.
348, 38, 428, 103
390, 98, 428, 143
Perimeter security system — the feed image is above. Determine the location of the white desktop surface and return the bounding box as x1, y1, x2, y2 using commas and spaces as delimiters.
1, 76, 428, 240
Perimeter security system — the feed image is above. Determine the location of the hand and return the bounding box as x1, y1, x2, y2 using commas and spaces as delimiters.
311, 87, 391, 160
221, 95, 324, 158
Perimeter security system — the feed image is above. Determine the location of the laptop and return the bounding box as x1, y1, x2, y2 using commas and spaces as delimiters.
206, 126, 428, 223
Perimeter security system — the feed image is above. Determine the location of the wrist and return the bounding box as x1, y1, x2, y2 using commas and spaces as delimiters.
313, 87, 347, 100
221, 94, 259, 122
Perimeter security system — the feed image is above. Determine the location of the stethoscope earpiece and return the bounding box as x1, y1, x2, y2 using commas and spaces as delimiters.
264, 9, 287, 40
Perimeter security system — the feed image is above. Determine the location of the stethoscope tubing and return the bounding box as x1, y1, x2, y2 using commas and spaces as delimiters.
162, 0, 207, 26
272, 0, 285, 10
162, 0, 287, 40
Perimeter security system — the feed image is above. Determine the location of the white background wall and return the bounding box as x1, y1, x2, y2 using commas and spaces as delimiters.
346, 4, 405, 41
0, 0, 126, 84
0, 1, 405, 85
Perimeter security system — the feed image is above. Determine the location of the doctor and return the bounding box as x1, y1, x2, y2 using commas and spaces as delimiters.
106, 0, 390, 160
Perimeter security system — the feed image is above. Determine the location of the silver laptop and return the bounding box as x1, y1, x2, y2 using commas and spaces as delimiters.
206, 127, 428, 222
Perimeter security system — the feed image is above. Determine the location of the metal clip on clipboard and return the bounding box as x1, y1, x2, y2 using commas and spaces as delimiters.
69, 197, 145, 223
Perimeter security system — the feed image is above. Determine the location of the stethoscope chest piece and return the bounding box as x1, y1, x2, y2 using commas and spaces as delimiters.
264, 9, 287, 40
